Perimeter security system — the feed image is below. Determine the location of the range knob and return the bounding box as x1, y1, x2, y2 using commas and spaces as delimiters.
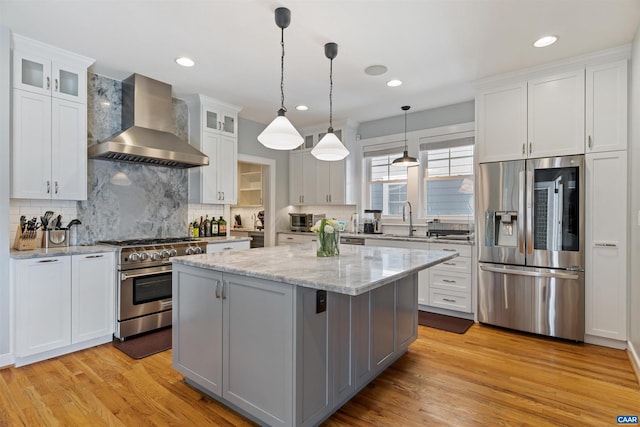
129, 252, 140, 261
169, 249, 178, 257
139, 252, 149, 261
185, 247, 194, 255
194, 246, 203, 254
161, 250, 171, 258
151, 252, 161, 261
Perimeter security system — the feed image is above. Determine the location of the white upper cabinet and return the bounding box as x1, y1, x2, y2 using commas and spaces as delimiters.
13, 34, 89, 103
187, 95, 241, 205
316, 159, 346, 204
477, 69, 585, 162
527, 69, 585, 158
476, 82, 527, 162
10, 35, 94, 200
476, 55, 628, 163
586, 60, 628, 153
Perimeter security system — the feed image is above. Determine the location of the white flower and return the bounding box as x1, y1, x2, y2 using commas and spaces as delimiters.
324, 224, 334, 234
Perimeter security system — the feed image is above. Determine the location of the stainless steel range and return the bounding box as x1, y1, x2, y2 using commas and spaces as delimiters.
100, 237, 207, 340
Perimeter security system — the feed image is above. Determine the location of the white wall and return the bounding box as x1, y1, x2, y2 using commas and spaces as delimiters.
628, 25, 640, 374
0, 25, 11, 365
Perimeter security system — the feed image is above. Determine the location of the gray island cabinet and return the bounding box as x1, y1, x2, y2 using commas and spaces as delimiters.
171, 243, 456, 426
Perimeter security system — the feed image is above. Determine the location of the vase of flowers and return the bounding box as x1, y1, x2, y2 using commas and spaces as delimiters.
310, 218, 341, 257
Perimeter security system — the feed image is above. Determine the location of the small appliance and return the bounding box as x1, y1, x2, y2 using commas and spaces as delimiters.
289, 213, 325, 232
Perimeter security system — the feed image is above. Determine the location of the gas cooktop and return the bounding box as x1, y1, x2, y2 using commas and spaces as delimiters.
99, 237, 200, 246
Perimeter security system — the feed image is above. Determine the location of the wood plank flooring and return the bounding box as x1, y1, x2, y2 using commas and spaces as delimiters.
1, 323, 638, 426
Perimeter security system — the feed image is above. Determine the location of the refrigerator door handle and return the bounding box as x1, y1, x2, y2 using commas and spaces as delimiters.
480, 264, 580, 280
525, 170, 534, 255
518, 170, 525, 254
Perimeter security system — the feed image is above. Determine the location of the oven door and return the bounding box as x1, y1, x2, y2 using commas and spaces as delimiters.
119, 265, 172, 321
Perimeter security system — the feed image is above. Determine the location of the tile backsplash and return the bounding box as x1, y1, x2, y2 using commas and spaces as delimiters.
9, 199, 78, 246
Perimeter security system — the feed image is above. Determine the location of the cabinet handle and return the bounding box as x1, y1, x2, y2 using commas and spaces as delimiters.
441, 248, 457, 252
221, 281, 226, 299
529, 142, 532, 154
443, 279, 457, 283
54, 181, 59, 194
37, 259, 59, 263
286, 237, 293, 240
85, 254, 104, 259
55, 78, 58, 92
522, 144, 525, 155
46, 180, 51, 194
215, 280, 221, 298
442, 262, 456, 266
222, 247, 233, 250
595, 242, 617, 247
443, 298, 457, 303
46, 76, 50, 90
218, 121, 222, 130
329, 194, 332, 202
222, 192, 225, 200
588, 135, 592, 149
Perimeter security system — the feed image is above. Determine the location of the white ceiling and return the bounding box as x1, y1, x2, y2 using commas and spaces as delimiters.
2, 0, 639, 129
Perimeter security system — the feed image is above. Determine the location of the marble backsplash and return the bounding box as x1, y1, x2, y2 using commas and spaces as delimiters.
76, 73, 190, 244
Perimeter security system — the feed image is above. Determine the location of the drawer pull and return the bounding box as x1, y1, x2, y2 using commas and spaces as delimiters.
443, 298, 457, 303
594, 242, 617, 247
442, 262, 456, 266
222, 247, 233, 250
85, 254, 104, 259
37, 259, 59, 263
441, 248, 457, 252
442, 279, 456, 283
286, 237, 293, 240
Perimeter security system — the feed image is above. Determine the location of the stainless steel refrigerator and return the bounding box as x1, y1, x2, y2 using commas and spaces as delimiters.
477, 155, 584, 341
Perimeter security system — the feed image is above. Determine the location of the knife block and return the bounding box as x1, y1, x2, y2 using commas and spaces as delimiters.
13, 225, 39, 251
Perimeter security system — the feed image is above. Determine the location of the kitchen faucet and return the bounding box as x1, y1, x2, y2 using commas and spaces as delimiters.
402, 201, 415, 237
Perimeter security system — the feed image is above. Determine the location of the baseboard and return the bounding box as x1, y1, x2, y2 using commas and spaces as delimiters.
14, 334, 112, 367
584, 334, 627, 350
0, 352, 15, 369
627, 340, 640, 385
418, 305, 475, 321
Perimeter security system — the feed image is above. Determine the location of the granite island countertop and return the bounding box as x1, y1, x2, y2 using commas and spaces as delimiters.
172, 243, 457, 296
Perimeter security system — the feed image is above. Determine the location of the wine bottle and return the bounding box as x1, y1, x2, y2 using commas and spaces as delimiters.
218, 216, 227, 236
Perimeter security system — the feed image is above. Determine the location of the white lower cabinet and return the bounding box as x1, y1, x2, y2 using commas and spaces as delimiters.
585, 151, 627, 345
365, 238, 475, 315
13, 252, 115, 366
173, 263, 417, 427
15, 256, 72, 357
277, 232, 317, 246
71, 252, 115, 343
206, 240, 250, 253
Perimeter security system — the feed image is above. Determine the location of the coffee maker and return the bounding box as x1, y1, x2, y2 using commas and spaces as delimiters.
363, 209, 382, 234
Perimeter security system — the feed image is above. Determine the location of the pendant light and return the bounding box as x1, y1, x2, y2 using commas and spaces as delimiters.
257, 7, 303, 150
392, 105, 419, 167
311, 43, 349, 161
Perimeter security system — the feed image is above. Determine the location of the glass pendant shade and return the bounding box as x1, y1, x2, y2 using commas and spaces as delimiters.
311, 130, 349, 161
258, 110, 303, 150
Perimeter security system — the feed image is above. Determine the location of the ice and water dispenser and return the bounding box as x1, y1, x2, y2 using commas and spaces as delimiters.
484, 210, 518, 248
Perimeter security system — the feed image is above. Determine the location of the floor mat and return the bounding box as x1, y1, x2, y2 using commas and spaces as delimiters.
113, 327, 172, 359
418, 311, 474, 334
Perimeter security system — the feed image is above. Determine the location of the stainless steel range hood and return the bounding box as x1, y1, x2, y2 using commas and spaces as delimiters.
88, 74, 208, 168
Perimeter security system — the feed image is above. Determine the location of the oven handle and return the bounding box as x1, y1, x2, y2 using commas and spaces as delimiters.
120, 265, 173, 281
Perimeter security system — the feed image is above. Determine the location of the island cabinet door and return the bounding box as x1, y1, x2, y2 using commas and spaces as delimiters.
172, 266, 224, 396
371, 283, 396, 374
222, 274, 294, 427
396, 274, 418, 350
353, 292, 373, 388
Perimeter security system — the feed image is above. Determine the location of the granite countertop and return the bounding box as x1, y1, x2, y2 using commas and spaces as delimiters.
10, 245, 118, 259
278, 230, 474, 246
172, 243, 457, 296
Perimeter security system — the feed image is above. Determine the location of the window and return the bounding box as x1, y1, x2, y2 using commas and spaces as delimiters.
421, 142, 474, 217
367, 152, 407, 215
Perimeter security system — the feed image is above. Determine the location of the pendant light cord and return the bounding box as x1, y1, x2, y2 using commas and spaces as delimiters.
280, 27, 286, 113
404, 109, 407, 150
329, 58, 333, 130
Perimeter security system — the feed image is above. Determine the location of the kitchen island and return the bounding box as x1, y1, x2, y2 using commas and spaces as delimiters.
171, 243, 457, 427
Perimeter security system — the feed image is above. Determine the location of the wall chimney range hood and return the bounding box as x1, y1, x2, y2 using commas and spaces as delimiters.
88, 74, 208, 168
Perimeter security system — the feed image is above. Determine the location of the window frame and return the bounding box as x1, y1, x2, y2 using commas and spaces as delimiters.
364, 150, 408, 217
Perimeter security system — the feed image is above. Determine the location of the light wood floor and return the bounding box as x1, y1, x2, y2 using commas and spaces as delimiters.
1, 323, 638, 426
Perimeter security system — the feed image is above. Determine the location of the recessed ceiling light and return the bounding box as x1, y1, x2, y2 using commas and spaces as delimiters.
387, 79, 403, 87
533, 35, 558, 48
364, 65, 388, 76
296, 105, 308, 111
175, 57, 195, 67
